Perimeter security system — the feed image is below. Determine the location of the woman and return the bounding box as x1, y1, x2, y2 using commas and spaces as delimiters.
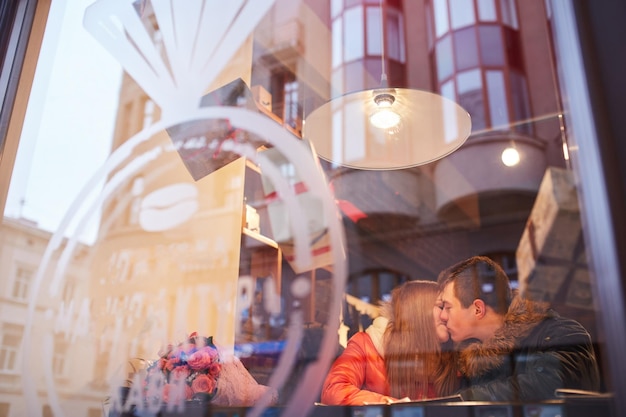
320, 280, 459, 405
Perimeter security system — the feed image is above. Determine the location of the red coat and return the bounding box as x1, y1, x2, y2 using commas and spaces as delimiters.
321, 332, 391, 405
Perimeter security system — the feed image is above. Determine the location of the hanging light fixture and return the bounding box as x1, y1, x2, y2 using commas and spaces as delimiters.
303, 0, 471, 170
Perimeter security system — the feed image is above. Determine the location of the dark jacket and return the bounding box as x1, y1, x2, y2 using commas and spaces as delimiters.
456, 296, 600, 401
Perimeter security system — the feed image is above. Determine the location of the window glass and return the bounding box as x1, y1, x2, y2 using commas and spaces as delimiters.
366, 6, 382, 56
500, 0, 519, 29
386, 9, 405, 62
457, 69, 486, 131
331, 67, 344, 97
0, 1, 619, 415
479, 25, 505, 66
142, 99, 155, 129
12, 266, 31, 300
331, 0, 343, 18
441, 78, 456, 101
454, 26, 479, 71
436, 34, 454, 81
0, 325, 21, 372
449, 0, 476, 29
486, 70, 509, 128
510, 70, 532, 134
53, 337, 68, 377
284, 80, 299, 130
344, 6, 364, 62
332, 18, 343, 68
433, 0, 450, 37
477, 0, 497, 21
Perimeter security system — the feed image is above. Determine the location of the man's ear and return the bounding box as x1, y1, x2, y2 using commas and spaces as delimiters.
472, 299, 486, 319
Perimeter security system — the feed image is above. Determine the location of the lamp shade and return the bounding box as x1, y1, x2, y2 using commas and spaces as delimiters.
304, 88, 472, 170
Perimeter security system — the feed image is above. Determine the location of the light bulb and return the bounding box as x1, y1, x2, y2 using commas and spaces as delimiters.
501, 147, 520, 167
370, 93, 401, 129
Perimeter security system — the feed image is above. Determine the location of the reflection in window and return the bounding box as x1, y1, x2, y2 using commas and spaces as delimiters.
0, 324, 22, 373
510, 71, 532, 134
366, 7, 382, 55
332, 18, 343, 68
441, 79, 456, 102
53, 337, 69, 378
486, 70, 509, 129
454, 26, 479, 71
142, 99, 155, 129
61, 280, 75, 304
457, 69, 486, 131
284, 79, 300, 131
449, 0, 476, 29
479, 26, 505, 66
433, 0, 450, 37
429, 0, 526, 134
332, 1, 406, 93
500, 0, 519, 29
483, 252, 519, 288
477, 0, 497, 21
92, 343, 111, 385
348, 269, 409, 309
386, 8, 405, 63
12, 266, 31, 301
331, 0, 342, 18
436, 35, 453, 81
344, 7, 364, 62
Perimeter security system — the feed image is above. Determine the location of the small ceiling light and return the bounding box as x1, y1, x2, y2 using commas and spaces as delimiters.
369, 91, 400, 129
501, 146, 520, 167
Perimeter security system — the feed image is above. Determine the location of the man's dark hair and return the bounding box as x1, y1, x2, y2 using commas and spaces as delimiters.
437, 256, 512, 314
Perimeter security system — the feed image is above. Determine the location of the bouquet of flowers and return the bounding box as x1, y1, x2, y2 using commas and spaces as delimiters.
144, 332, 222, 405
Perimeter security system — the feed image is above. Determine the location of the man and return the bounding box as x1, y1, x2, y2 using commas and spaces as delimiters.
438, 255, 601, 401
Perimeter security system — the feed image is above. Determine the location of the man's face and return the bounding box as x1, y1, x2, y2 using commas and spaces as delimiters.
439, 281, 478, 343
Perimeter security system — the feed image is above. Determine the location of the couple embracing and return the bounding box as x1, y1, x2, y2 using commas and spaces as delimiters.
321, 256, 600, 405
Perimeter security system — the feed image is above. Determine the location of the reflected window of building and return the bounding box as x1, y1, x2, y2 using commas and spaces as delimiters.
386, 7, 405, 63
142, 99, 155, 129
53, 337, 69, 379
347, 269, 409, 306
428, 0, 531, 135
270, 69, 301, 132
482, 251, 519, 289
0, 324, 22, 373
11, 265, 31, 301
332, 0, 406, 91
87, 409, 101, 417
61, 280, 75, 304
92, 343, 110, 385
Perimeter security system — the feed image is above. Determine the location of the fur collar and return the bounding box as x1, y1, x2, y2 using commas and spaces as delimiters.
458, 296, 551, 378
366, 316, 389, 357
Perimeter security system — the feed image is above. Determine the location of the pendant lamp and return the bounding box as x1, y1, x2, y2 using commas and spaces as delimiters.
303, 2, 471, 170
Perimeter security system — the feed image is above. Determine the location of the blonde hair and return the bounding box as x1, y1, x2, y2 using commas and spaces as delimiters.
382, 280, 459, 399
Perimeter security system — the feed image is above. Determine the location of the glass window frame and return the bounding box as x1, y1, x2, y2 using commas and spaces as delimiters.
0, 0, 625, 414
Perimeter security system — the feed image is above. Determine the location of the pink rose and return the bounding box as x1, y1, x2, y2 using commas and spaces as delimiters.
157, 357, 168, 370
191, 374, 216, 394
164, 357, 178, 371
187, 348, 216, 371
207, 362, 221, 378
170, 365, 190, 381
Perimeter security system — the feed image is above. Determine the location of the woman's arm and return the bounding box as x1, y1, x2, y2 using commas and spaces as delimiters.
321, 333, 393, 405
